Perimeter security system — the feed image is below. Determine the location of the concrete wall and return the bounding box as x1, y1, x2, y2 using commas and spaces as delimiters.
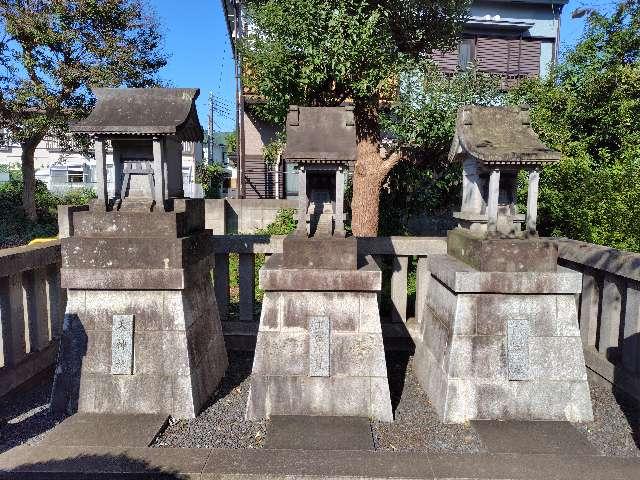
205, 198, 297, 234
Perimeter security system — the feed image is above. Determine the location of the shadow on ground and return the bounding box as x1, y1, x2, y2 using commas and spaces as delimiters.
1, 454, 188, 479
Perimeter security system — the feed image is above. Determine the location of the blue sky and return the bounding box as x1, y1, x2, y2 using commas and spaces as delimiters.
153, 0, 620, 134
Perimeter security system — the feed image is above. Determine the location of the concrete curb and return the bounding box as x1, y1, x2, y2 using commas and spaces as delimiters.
1, 446, 639, 479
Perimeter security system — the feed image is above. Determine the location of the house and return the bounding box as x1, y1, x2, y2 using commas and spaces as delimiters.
222, 0, 568, 200
0, 131, 205, 197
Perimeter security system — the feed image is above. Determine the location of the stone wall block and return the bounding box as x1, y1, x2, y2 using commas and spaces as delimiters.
124, 375, 173, 415
448, 336, 507, 380
172, 375, 197, 419
162, 331, 191, 376
420, 307, 451, 371
258, 293, 280, 331
84, 291, 163, 332
453, 295, 477, 335
529, 337, 587, 381
330, 334, 387, 377
444, 379, 477, 423
23, 269, 50, 352
426, 279, 460, 331
82, 330, 112, 375
555, 295, 581, 337
163, 291, 189, 331
281, 292, 359, 332
527, 380, 593, 422
415, 257, 430, 327
359, 293, 382, 334
77, 373, 97, 412
245, 375, 268, 420
251, 332, 308, 376
370, 377, 393, 422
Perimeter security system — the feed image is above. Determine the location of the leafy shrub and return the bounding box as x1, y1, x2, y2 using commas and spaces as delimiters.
195, 163, 226, 199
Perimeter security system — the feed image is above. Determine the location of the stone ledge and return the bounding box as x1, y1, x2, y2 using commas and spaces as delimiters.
0, 242, 61, 277
429, 255, 582, 294
61, 268, 186, 290
1, 446, 640, 479
259, 255, 382, 292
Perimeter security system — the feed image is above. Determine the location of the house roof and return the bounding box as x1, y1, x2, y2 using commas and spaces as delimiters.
282, 106, 357, 164
449, 105, 561, 167
71, 88, 204, 141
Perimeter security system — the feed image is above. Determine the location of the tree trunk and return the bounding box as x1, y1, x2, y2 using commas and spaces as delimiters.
351, 100, 401, 237
21, 137, 41, 222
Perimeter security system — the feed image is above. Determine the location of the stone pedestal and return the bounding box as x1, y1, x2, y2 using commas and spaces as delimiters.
413, 253, 593, 423
246, 253, 393, 421
51, 199, 228, 418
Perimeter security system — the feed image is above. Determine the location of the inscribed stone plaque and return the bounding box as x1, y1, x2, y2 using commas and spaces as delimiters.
309, 316, 330, 377
111, 315, 134, 375
507, 318, 530, 381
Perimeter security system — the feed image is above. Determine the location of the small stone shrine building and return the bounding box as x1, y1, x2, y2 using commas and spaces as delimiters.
51, 88, 228, 418
246, 106, 393, 421
412, 106, 593, 423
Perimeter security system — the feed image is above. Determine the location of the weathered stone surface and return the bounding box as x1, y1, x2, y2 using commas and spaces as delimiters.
429, 254, 582, 294
282, 235, 357, 270
259, 254, 381, 291
309, 316, 331, 377
413, 263, 593, 423
447, 229, 558, 272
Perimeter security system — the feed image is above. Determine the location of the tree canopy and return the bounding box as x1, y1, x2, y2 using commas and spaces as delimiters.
508, 0, 640, 251
0, 0, 167, 219
240, 0, 471, 235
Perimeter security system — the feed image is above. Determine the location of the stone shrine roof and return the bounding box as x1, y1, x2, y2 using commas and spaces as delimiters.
71, 88, 204, 141
449, 105, 561, 167
282, 106, 357, 164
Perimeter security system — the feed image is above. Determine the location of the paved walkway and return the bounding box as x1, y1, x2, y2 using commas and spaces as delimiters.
1, 444, 640, 479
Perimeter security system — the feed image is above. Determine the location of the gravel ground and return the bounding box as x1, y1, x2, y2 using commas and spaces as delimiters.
0, 374, 67, 454
575, 377, 640, 457
154, 351, 268, 449
372, 353, 484, 453
0, 353, 638, 456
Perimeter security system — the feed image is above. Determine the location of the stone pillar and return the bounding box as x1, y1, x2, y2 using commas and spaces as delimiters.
487, 169, 500, 234
239, 253, 255, 322
0, 274, 27, 366
214, 253, 230, 323
152, 137, 166, 211
415, 256, 430, 326
391, 256, 409, 323
461, 158, 483, 214
623, 282, 640, 373
579, 267, 600, 348
526, 169, 540, 236
334, 167, 345, 235
113, 147, 123, 199
297, 166, 307, 235
599, 274, 625, 356
94, 138, 108, 208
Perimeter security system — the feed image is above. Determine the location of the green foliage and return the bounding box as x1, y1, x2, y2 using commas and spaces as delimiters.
255, 208, 297, 235
262, 131, 286, 166
240, 0, 471, 123
508, 1, 640, 251
224, 131, 238, 154
195, 163, 227, 199
0, 180, 95, 248
378, 64, 504, 235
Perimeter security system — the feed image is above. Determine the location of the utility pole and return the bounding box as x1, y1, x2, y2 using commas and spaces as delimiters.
208, 92, 214, 164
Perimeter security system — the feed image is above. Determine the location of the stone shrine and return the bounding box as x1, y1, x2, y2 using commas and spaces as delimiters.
50, 88, 228, 418
246, 106, 393, 421
413, 106, 593, 423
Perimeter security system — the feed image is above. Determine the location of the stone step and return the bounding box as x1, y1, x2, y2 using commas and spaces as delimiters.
265, 415, 374, 451
40, 413, 169, 448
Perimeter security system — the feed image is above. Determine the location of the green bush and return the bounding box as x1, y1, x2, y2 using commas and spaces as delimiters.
0, 179, 95, 248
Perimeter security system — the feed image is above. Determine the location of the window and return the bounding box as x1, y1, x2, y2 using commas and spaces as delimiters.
458, 38, 475, 71
67, 166, 85, 183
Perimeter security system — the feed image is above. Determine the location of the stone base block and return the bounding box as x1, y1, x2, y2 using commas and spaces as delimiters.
447, 229, 558, 272
282, 235, 357, 270
246, 286, 392, 421
412, 255, 593, 423
51, 271, 228, 419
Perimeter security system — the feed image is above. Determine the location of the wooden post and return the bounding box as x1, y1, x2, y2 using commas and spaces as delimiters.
526, 168, 540, 236
94, 138, 108, 208
152, 136, 166, 211
487, 169, 501, 235
297, 166, 307, 235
